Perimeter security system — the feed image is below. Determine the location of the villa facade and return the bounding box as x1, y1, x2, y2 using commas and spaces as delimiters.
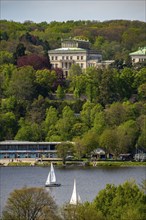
129, 47, 146, 64
48, 38, 102, 77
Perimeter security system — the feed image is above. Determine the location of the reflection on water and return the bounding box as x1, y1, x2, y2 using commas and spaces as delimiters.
0, 166, 145, 215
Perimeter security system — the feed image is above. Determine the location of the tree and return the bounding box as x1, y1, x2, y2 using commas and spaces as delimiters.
68, 64, 82, 78
116, 120, 139, 153
80, 101, 95, 128
85, 67, 100, 102
133, 67, 146, 88
35, 69, 57, 96
2, 187, 61, 220
138, 83, 146, 100
0, 64, 16, 96
0, 112, 17, 141
55, 106, 76, 140
8, 66, 36, 103
105, 102, 126, 127
26, 95, 48, 124
93, 180, 146, 220
13, 43, 26, 64
0, 51, 14, 65
56, 142, 74, 164
63, 202, 105, 220
98, 68, 117, 106
45, 106, 59, 141
99, 128, 118, 156
136, 115, 146, 150
17, 54, 50, 70
56, 85, 65, 100
81, 130, 99, 156
15, 121, 42, 141
119, 67, 135, 99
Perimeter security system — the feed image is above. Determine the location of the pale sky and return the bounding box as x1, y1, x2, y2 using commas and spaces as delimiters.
1, 0, 146, 23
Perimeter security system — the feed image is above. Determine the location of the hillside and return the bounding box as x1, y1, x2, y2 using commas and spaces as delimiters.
0, 19, 146, 157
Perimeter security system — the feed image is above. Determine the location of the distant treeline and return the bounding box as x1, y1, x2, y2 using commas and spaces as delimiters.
0, 19, 146, 61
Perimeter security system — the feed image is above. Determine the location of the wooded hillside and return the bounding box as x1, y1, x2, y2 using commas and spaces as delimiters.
0, 20, 146, 157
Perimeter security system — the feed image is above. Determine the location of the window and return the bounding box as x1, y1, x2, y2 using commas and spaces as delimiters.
70, 56, 72, 60
77, 56, 79, 60
55, 56, 58, 60
66, 56, 68, 60
81, 56, 83, 60
65, 71, 68, 77
62, 56, 64, 60
52, 56, 54, 60
81, 63, 84, 68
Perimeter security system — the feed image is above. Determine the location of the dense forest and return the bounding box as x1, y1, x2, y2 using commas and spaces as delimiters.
0, 19, 146, 157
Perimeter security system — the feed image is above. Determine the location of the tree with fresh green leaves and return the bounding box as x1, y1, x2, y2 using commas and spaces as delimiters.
35, 69, 57, 96
55, 106, 76, 140
80, 101, 95, 128
0, 51, 14, 65
45, 106, 58, 129
71, 122, 88, 139
15, 120, 42, 141
93, 180, 146, 220
138, 83, 146, 100
93, 111, 106, 135
136, 115, 146, 149
0, 64, 16, 96
116, 119, 139, 153
56, 85, 65, 100
1, 96, 17, 113
0, 112, 17, 141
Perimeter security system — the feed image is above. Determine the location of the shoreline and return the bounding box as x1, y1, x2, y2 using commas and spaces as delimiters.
0, 158, 146, 167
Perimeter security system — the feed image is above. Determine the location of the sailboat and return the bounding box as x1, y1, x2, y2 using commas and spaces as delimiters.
70, 179, 82, 205
45, 162, 61, 187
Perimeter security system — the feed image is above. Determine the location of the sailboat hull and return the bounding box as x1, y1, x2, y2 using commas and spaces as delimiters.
45, 183, 61, 187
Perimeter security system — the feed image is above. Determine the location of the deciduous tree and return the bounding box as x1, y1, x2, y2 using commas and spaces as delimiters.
2, 187, 61, 220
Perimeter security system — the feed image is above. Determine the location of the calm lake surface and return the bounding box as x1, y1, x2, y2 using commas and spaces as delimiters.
0, 166, 146, 215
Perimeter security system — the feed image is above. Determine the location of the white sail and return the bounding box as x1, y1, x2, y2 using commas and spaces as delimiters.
45, 171, 51, 185
50, 162, 56, 183
45, 163, 56, 185
70, 179, 82, 205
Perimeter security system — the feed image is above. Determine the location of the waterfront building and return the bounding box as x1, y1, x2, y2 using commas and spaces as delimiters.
48, 38, 102, 77
0, 141, 61, 159
129, 47, 146, 64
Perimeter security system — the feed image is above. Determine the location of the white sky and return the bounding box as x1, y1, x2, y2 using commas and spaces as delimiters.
1, 0, 146, 23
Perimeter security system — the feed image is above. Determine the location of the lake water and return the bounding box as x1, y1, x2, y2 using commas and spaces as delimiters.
0, 166, 146, 216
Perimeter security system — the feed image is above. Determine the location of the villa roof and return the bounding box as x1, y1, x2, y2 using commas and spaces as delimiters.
48, 47, 87, 54
130, 47, 146, 56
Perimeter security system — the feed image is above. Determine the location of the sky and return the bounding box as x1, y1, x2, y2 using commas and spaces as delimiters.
1, 0, 146, 23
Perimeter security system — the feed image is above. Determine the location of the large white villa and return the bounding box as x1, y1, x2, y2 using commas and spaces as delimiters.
48, 38, 102, 77
129, 47, 146, 64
